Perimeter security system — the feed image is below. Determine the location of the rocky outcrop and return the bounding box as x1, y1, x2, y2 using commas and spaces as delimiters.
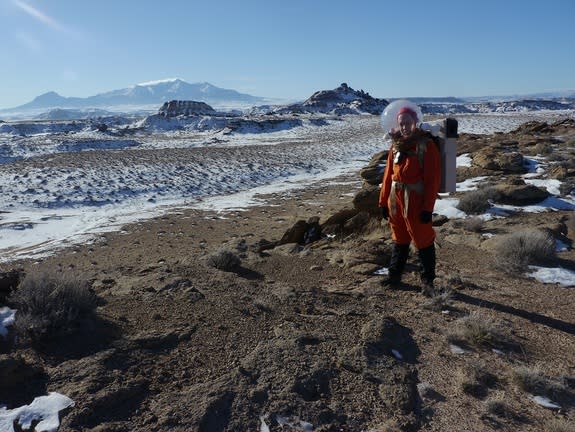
303, 83, 388, 114
472, 148, 526, 173
158, 100, 215, 117
493, 179, 549, 205
352, 186, 381, 216
360, 150, 388, 186
278, 83, 389, 115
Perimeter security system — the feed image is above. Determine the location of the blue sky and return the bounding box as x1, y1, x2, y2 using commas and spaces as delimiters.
1, 0, 574, 108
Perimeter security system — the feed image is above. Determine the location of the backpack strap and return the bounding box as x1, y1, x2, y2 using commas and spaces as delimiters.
416, 138, 428, 170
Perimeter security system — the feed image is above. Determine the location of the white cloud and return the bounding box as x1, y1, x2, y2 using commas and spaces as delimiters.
11, 0, 83, 40
12, 0, 66, 32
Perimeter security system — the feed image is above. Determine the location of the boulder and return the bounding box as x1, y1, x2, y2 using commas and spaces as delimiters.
321, 208, 360, 236
493, 180, 549, 205
352, 186, 381, 216
473, 148, 526, 173
511, 121, 552, 135
360, 150, 388, 186
277, 220, 308, 245
343, 211, 370, 233
277, 217, 322, 246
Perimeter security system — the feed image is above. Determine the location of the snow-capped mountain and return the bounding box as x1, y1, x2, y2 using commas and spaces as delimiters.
3, 79, 266, 112
2, 80, 574, 122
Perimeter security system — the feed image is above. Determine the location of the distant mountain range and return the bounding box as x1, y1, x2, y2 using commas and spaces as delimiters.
1, 79, 574, 121
2, 79, 267, 112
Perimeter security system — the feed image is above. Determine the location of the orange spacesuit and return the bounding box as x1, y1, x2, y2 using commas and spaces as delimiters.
379, 107, 441, 293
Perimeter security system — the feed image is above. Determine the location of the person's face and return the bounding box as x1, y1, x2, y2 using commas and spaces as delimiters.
397, 113, 416, 137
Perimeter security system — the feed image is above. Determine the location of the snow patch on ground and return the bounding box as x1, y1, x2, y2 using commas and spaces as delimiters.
0, 392, 74, 432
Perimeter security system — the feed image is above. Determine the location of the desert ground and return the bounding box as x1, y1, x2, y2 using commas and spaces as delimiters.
1, 118, 574, 432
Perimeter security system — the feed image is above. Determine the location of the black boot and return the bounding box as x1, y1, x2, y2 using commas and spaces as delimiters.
382, 243, 410, 287
418, 244, 436, 296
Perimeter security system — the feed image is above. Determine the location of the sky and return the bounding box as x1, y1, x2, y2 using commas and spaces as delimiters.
0, 0, 574, 109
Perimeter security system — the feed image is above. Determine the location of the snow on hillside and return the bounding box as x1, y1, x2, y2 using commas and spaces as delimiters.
452, 110, 575, 134
0, 109, 573, 263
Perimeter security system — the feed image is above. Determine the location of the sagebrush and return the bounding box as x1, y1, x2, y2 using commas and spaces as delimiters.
206, 249, 242, 271
10, 271, 97, 341
545, 418, 575, 432
495, 229, 556, 272
446, 311, 506, 349
456, 187, 501, 215
421, 288, 453, 312
484, 396, 509, 418
455, 360, 498, 397
462, 216, 485, 233
512, 366, 571, 403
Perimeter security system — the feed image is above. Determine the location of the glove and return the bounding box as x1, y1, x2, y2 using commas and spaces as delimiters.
380, 206, 389, 220
420, 211, 433, 224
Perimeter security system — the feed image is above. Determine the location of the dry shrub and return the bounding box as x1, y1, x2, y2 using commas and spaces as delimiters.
421, 288, 453, 312
484, 395, 510, 418
456, 187, 501, 215
512, 366, 571, 403
462, 216, 485, 233
533, 142, 553, 156
10, 271, 97, 341
545, 418, 575, 432
206, 249, 241, 271
495, 229, 556, 273
446, 311, 506, 349
455, 360, 498, 397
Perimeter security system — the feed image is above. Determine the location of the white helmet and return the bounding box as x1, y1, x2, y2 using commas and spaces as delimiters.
380, 99, 423, 134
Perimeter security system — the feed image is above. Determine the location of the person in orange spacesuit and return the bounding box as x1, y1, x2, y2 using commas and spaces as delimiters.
379, 106, 441, 294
